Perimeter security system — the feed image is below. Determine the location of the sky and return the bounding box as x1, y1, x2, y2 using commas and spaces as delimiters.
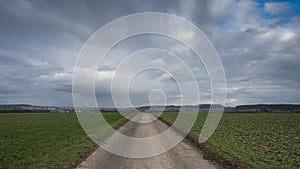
0, 0, 299, 107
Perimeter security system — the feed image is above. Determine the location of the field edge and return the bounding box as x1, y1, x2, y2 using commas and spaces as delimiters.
72, 113, 131, 169
157, 116, 253, 169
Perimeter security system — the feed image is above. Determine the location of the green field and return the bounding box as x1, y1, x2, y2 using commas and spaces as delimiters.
1, 112, 299, 169
0, 113, 128, 169
159, 112, 300, 169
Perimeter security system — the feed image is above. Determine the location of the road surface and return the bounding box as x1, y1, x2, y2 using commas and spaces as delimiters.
76, 113, 219, 169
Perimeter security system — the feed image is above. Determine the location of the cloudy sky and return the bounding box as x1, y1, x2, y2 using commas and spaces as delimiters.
0, 0, 299, 107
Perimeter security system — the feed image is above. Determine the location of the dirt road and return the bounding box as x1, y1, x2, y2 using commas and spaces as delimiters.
76, 113, 219, 169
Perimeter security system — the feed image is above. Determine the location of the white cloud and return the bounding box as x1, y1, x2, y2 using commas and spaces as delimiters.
31, 60, 49, 66
1, 0, 299, 106
208, 0, 233, 19
264, 2, 290, 15
280, 30, 295, 41
177, 29, 195, 40
36, 72, 72, 82
177, 0, 196, 20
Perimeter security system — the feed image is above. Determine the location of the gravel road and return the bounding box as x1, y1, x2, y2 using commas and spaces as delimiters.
76, 113, 219, 169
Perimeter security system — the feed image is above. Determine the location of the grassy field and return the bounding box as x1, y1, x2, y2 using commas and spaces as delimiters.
159, 112, 300, 169
0, 113, 128, 169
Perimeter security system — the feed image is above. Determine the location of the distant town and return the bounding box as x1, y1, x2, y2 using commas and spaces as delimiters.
0, 104, 299, 113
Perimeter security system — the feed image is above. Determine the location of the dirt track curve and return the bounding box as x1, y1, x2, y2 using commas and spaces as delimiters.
76, 113, 219, 169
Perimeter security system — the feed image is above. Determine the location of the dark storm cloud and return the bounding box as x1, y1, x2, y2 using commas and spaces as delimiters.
0, 0, 299, 106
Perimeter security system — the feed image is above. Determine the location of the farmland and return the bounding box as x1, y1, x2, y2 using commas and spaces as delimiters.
159, 112, 300, 169
0, 113, 128, 169
1, 112, 299, 169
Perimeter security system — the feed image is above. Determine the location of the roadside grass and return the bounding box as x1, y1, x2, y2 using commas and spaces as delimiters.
159, 112, 300, 169
0, 113, 129, 169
